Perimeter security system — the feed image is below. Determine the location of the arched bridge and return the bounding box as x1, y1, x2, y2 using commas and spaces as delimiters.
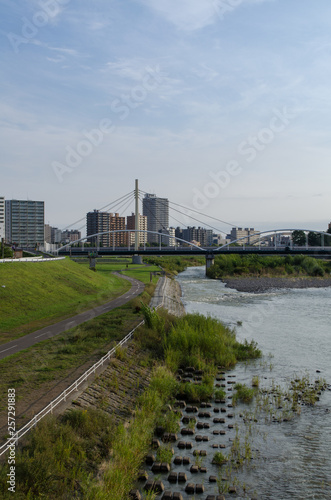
56, 229, 331, 273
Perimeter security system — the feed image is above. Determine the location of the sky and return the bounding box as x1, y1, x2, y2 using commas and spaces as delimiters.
1, 0, 331, 235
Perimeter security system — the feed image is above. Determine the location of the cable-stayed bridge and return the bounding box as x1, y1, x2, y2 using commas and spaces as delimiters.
56, 180, 331, 272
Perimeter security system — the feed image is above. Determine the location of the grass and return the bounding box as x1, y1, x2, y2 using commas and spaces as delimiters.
232, 383, 256, 405
0, 307, 263, 499
143, 255, 205, 274
0, 258, 133, 341
0, 262, 158, 426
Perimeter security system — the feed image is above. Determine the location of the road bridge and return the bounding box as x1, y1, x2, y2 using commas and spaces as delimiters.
55, 229, 331, 274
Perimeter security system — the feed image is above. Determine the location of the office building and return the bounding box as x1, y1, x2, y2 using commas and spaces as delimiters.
142, 193, 169, 243
0, 197, 5, 241
5, 199, 44, 247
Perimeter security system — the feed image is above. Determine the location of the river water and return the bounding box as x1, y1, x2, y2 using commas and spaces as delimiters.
176, 266, 331, 500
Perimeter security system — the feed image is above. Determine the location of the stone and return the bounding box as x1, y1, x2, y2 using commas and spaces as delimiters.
173, 456, 182, 465
197, 422, 204, 429
175, 400, 186, 408
199, 467, 207, 473
203, 423, 210, 429
129, 489, 141, 500
209, 476, 217, 483
161, 491, 173, 500
154, 480, 165, 494
185, 442, 193, 449
178, 441, 186, 449
152, 438, 161, 449
137, 470, 148, 481
200, 450, 207, 456
195, 484, 205, 493
168, 472, 178, 483
228, 424, 234, 429
213, 430, 220, 435
182, 456, 190, 465
185, 483, 195, 494
172, 494, 184, 500
151, 462, 161, 473
155, 426, 165, 437
160, 463, 171, 473
228, 486, 237, 494
195, 435, 203, 442
202, 436, 209, 441
182, 416, 190, 424
190, 465, 199, 473
178, 472, 187, 482
186, 405, 198, 413
144, 479, 155, 492
213, 408, 220, 413
145, 453, 155, 465
212, 444, 219, 448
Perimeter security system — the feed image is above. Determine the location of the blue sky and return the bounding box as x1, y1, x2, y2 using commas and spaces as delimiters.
1, 0, 331, 234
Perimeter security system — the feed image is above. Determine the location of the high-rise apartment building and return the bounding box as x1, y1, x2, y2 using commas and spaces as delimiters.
0, 197, 5, 241
86, 211, 127, 247
87, 210, 111, 246
229, 227, 259, 245
127, 213, 147, 246
5, 199, 44, 247
142, 193, 169, 243
182, 226, 213, 247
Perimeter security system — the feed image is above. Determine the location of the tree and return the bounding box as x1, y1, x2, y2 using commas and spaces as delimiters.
292, 230, 306, 246
308, 232, 321, 246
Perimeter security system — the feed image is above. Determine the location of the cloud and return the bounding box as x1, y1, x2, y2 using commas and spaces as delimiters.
139, 0, 273, 31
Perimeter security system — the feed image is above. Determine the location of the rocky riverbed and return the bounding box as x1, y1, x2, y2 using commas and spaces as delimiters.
222, 276, 331, 293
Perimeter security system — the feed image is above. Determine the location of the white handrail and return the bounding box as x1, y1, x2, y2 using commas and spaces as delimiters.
0, 319, 144, 457
0, 287, 165, 457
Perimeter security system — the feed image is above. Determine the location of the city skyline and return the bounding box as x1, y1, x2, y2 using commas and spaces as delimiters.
1, 1, 331, 232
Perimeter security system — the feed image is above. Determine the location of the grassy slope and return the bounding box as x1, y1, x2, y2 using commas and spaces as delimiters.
0, 258, 131, 340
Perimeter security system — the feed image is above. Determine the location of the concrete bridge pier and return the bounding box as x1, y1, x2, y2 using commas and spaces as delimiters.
205, 252, 214, 275
132, 255, 143, 265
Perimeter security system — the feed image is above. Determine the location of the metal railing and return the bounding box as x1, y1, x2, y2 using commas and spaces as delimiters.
0, 320, 144, 457
0, 279, 166, 458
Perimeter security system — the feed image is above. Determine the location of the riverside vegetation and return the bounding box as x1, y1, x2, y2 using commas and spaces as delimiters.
207, 254, 331, 279
0, 307, 262, 499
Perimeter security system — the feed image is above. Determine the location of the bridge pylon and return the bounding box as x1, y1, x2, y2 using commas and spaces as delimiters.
205, 252, 214, 275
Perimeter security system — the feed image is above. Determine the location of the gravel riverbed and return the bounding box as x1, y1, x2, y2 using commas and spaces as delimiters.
222, 276, 331, 293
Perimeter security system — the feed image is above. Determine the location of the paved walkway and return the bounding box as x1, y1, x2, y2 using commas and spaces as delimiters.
0, 273, 144, 361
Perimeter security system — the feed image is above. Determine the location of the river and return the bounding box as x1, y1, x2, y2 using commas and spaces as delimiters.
176, 266, 331, 500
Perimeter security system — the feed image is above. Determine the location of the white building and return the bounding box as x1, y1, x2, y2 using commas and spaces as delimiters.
126, 213, 148, 246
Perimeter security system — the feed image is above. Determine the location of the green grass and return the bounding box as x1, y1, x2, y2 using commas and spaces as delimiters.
0, 258, 132, 341
0, 308, 262, 499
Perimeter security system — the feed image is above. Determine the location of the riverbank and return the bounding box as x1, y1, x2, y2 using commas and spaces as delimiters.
222, 276, 331, 293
